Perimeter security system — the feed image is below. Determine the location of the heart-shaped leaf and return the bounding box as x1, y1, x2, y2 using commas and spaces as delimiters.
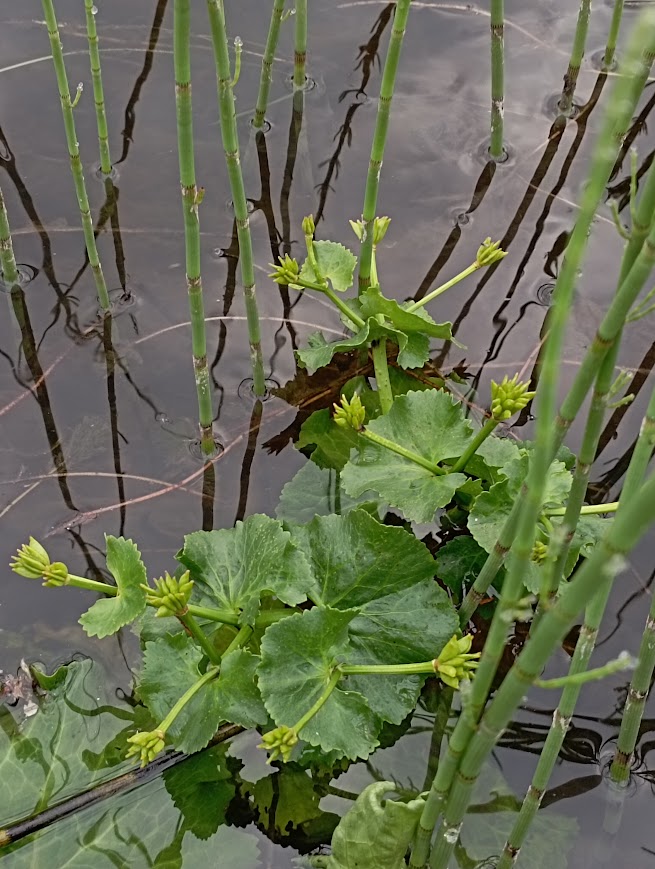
277, 462, 379, 524
79, 536, 147, 638
342, 390, 472, 523
177, 515, 311, 625
359, 286, 454, 341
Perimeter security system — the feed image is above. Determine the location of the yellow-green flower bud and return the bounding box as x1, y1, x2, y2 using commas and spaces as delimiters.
302, 214, 315, 237
258, 725, 299, 764
333, 393, 365, 431
141, 570, 194, 618
475, 237, 507, 268
10, 538, 54, 581
349, 216, 391, 245
43, 562, 69, 588
126, 729, 166, 767
530, 541, 549, 565
490, 374, 536, 420
269, 254, 300, 285
433, 633, 480, 690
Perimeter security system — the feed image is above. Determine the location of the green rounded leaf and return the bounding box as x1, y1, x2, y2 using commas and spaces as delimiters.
177, 515, 311, 625
79, 535, 147, 638
299, 240, 357, 291
258, 607, 381, 759
342, 390, 472, 523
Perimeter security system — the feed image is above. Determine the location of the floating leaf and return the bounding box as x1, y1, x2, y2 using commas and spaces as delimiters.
297, 408, 361, 471
258, 607, 381, 759
277, 462, 379, 524
324, 781, 425, 869
0, 659, 136, 827
137, 634, 267, 754
79, 535, 147, 638
342, 390, 472, 523
299, 240, 357, 292
177, 515, 311, 625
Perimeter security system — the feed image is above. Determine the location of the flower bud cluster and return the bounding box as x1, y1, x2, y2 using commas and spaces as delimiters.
490, 374, 536, 420
126, 729, 166, 767
530, 541, 549, 565
333, 393, 365, 432
433, 634, 480, 690
141, 570, 194, 617
475, 237, 507, 267
349, 216, 391, 246
269, 254, 300, 285
258, 725, 298, 763
10, 538, 69, 587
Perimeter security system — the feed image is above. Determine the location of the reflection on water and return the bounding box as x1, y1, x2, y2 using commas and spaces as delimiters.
1, 0, 655, 865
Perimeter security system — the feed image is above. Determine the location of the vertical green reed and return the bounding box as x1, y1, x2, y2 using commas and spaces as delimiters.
173, 0, 215, 455
358, 0, 412, 292
254, 0, 287, 128
558, 0, 592, 117
83, 0, 112, 174
0, 183, 20, 290
609, 383, 655, 784
604, 0, 624, 69
294, 0, 308, 89
489, 0, 504, 160
206, 0, 266, 397
41, 0, 110, 312
412, 15, 655, 867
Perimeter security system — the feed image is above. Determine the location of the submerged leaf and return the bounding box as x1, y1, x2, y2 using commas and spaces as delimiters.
325, 781, 425, 869
79, 535, 147, 638
342, 390, 472, 523
177, 515, 311, 625
163, 744, 235, 840
258, 607, 381, 759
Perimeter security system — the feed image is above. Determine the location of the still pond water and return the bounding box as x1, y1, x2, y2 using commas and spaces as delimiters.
1, 0, 655, 866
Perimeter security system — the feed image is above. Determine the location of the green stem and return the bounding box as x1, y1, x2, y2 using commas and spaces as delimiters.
429, 472, 655, 869
456, 18, 655, 629
362, 428, 446, 476
253, 0, 286, 128
534, 654, 632, 689
421, 687, 455, 793
174, 0, 214, 455
291, 274, 366, 327
545, 501, 619, 516
0, 182, 20, 289
41, 0, 110, 311
359, 0, 412, 292
406, 263, 478, 312
295, 669, 342, 734
371, 339, 393, 413
293, 0, 307, 89
58, 570, 292, 628
496, 581, 613, 869
535, 344, 618, 619
604, 0, 624, 70
558, 0, 592, 118
178, 611, 222, 665
206, 0, 266, 396
339, 662, 436, 676
222, 624, 253, 658
417, 19, 655, 866
84, 0, 112, 174
160, 666, 220, 733
489, 0, 504, 160
610, 381, 655, 784
450, 417, 498, 474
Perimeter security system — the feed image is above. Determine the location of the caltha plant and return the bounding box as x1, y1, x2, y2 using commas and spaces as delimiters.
270, 215, 508, 412
10, 512, 479, 769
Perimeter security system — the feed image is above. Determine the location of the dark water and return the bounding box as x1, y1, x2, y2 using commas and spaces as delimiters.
1, 0, 655, 866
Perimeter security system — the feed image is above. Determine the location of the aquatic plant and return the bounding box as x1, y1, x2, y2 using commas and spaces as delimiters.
489, 0, 505, 159
83, 0, 112, 176
0, 182, 20, 290
253, 0, 288, 128
40, 0, 110, 312
558, 0, 592, 117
